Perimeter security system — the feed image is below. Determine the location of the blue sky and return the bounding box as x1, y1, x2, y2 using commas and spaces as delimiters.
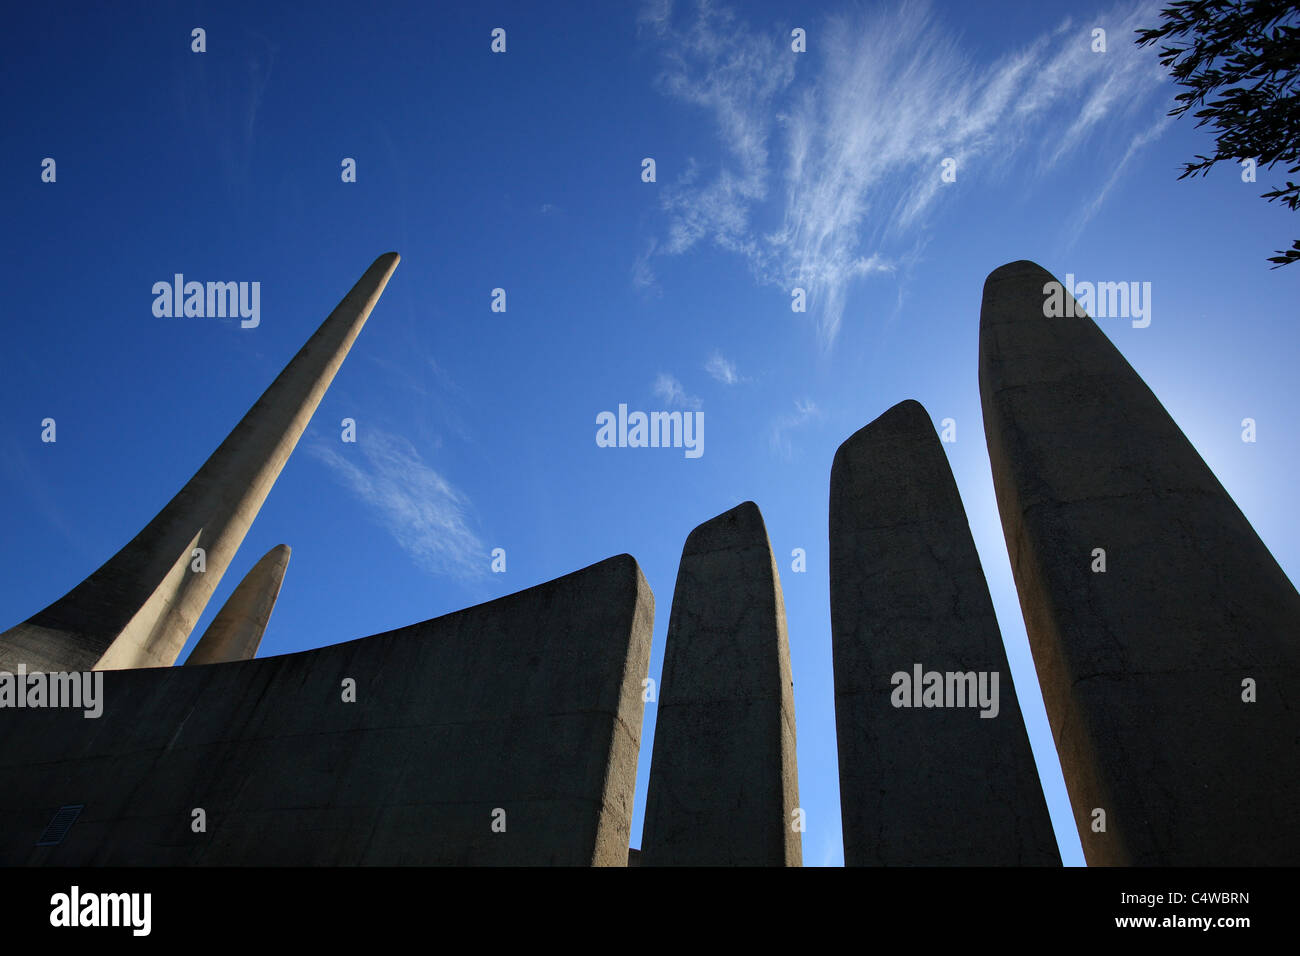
2, 0, 1296, 867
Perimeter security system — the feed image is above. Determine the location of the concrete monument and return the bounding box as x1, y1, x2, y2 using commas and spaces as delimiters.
641, 502, 802, 866
979, 260, 1300, 864
0, 253, 400, 674
184, 545, 290, 666
830, 400, 1059, 865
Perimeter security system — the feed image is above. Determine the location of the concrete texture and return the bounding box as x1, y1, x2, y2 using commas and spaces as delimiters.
979, 260, 1300, 865
0, 253, 400, 674
0, 554, 654, 866
829, 400, 1059, 865
641, 502, 801, 866
185, 545, 290, 666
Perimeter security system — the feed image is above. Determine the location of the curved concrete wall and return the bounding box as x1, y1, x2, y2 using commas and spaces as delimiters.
0, 554, 653, 866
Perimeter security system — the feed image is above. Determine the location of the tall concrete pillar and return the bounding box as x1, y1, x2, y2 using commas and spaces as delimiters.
830, 400, 1059, 865
641, 501, 801, 866
979, 260, 1300, 865
185, 544, 290, 665
0, 253, 399, 673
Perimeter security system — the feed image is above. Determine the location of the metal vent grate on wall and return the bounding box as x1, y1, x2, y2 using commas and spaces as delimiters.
36, 804, 83, 846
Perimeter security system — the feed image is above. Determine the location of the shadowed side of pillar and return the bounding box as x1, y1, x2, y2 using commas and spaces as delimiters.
641, 501, 801, 866
830, 399, 1059, 865
979, 259, 1300, 865
185, 545, 290, 666
0, 253, 400, 673
0, 554, 654, 866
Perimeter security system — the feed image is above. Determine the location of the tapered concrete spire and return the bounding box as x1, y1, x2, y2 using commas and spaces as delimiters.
641, 501, 802, 866
980, 260, 1300, 865
185, 544, 290, 666
830, 400, 1059, 865
0, 253, 400, 673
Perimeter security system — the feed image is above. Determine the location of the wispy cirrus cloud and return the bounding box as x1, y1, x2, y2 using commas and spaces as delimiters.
632, 237, 661, 292
704, 351, 740, 385
653, 372, 702, 409
1070, 112, 1174, 243
639, 0, 1169, 348
309, 428, 485, 582
770, 398, 820, 460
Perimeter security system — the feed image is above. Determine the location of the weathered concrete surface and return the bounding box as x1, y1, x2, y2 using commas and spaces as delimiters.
0, 555, 654, 866
185, 545, 290, 666
830, 400, 1059, 866
0, 253, 400, 674
641, 502, 801, 866
980, 260, 1300, 865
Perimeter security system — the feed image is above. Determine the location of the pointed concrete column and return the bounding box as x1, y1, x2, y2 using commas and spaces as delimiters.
0, 253, 399, 673
641, 501, 802, 866
980, 260, 1300, 865
185, 544, 290, 665
830, 400, 1059, 865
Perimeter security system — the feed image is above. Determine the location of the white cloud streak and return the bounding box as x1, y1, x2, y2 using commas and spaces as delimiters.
770, 397, 820, 460
704, 352, 739, 384
653, 372, 703, 409
309, 428, 485, 582
641, 0, 1169, 348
